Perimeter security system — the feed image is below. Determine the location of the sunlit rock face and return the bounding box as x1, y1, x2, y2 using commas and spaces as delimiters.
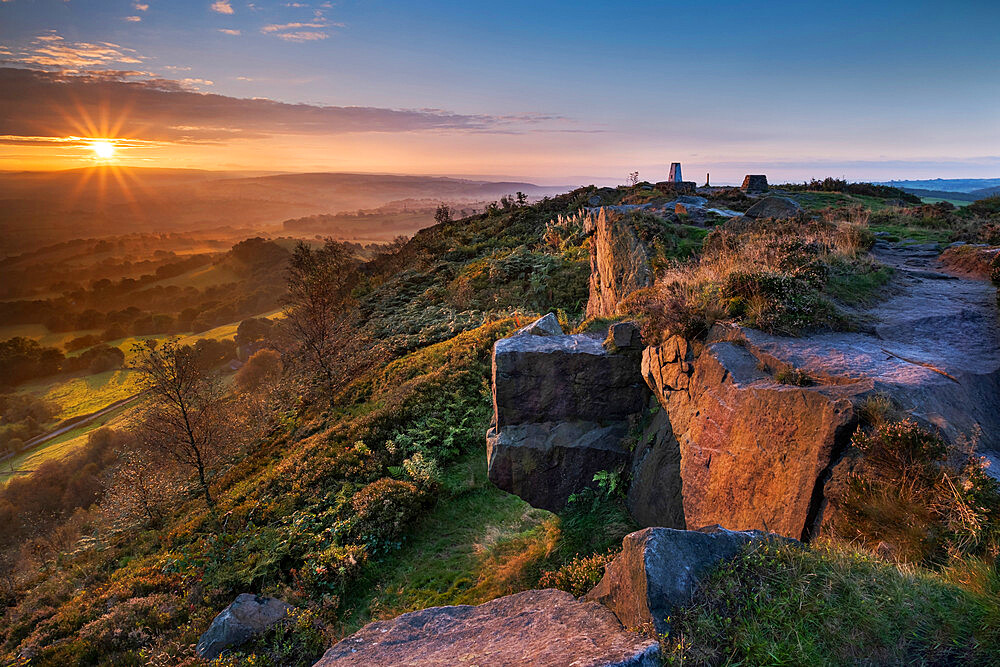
585, 208, 656, 319
314, 589, 660, 667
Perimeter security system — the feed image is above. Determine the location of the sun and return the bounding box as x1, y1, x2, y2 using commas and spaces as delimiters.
90, 141, 116, 160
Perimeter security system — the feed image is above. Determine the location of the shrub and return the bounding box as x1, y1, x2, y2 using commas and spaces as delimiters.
349, 478, 426, 553
212, 608, 327, 667
830, 420, 1000, 564
293, 544, 367, 602
538, 550, 616, 597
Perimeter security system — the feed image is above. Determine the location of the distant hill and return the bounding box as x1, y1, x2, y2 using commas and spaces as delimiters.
0, 168, 571, 256
878, 178, 1000, 194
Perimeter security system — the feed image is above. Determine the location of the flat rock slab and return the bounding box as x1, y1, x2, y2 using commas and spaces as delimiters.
315, 589, 659, 667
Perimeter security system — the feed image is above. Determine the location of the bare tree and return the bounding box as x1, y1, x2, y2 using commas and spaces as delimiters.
628, 171, 640, 187
283, 240, 359, 398
130, 339, 232, 522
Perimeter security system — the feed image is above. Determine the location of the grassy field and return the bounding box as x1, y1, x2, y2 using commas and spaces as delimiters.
0, 400, 134, 484
3, 310, 284, 482
921, 196, 971, 208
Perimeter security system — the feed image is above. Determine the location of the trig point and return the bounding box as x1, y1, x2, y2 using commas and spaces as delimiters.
668, 162, 683, 182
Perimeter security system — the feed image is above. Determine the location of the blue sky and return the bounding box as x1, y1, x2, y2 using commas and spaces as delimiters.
1, 0, 998, 183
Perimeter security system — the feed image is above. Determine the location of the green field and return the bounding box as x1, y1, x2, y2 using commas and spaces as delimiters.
920, 196, 971, 208
3, 310, 284, 482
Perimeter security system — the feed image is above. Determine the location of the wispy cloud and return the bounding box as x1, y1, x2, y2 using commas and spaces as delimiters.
275, 31, 328, 42
218, 28, 241, 35
260, 21, 327, 33
210, 0, 233, 15
133, 2, 149, 10
124, 16, 142, 22
6, 33, 143, 69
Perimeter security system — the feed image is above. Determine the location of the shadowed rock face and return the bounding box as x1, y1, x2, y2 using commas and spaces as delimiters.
314, 589, 660, 667
487, 327, 649, 511
584, 526, 791, 636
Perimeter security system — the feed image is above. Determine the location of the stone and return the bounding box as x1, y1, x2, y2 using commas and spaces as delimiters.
741, 174, 769, 193
626, 404, 685, 529
514, 312, 563, 337
674, 202, 689, 215
589, 194, 603, 206
315, 589, 660, 667
654, 181, 697, 195
584, 527, 790, 635
606, 321, 643, 351
196, 594, 292, 659
492, 334, 648, 429
487, 420, 631, 512
488, 332, 649, 510
586, 208, 656, 318
639, 336, 863, 538
743, 196, 801, 219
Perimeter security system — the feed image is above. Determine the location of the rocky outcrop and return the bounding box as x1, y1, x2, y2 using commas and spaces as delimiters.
196, 594, 292, 659
314, 589, 659, 667
487, 324, 649, 511
741, 174, 769, 193
637, 333, 864, 539
743, 196, 801, 219
584, 526, 790, 635
586, 208, 656, 318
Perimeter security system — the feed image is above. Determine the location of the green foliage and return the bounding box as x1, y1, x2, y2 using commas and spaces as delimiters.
664, 541, 1000, 666
773, 367, 813, 386
349, 478, 428, 554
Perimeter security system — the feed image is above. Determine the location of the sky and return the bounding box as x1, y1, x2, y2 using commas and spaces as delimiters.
0, 0, 998, 184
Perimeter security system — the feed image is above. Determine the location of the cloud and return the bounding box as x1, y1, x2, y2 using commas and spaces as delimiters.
124, 16, 142, 22
6, 34, 143, 68
260, 21, 327, 33
180, 78, 214, 87
0, 67, 564, 146
210, 0, 233, 14
134, 2, 149, 9
275, 31, 328, 42
218, 28, 241, 35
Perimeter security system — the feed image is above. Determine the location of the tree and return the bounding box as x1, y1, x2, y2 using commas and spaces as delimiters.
434, 204, 452, 225
283, 240, 358, 397
235, 348, 283, 393
628, 171, 640, 187
130, 339, 233, 521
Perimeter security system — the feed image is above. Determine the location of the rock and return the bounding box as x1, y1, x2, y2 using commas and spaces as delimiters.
637, 335, 864, 538
584, 526, 789, 635
675, 195, 708, 206
487, 420, 632, 512
743, 196, 801, 219
586, 208, 657, 318
515, 312, 563, 337
741, 174, 769, 193
589, 194, 603, 206
315, 589, 660, 667
674, 202, 689, 215
606, 321, 643, 351
488, 332, 649, 511
654, 181, 697, 195
626, 405, 685, 529
196, 594, 292, 660
492, 334, 648, 429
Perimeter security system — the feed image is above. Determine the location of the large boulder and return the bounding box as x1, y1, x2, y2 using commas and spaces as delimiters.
637, 334, 864, 539
584, 527, 789, 635
314, 589, 659, 667
743, 196, 801, 219
488, 332, 649, 511
196, 594, 292, 659
740, 174, 769, 193
586, 208, 656, 318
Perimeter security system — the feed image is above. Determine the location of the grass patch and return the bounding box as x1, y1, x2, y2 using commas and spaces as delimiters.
665, 540, 1000, 665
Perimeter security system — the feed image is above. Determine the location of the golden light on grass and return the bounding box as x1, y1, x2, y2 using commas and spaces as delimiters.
90, 140, 116, 159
